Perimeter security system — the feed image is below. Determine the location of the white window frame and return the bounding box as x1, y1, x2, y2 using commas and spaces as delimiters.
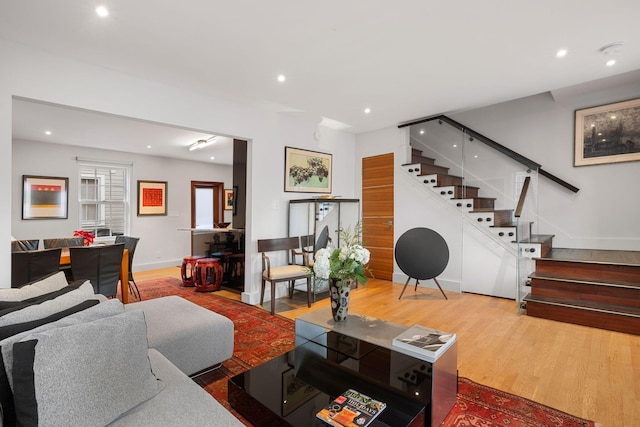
77, 159, 131, 243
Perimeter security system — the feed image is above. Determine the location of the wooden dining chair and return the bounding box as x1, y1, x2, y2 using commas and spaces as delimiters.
70, 243, 125, 298
258, 237, 311, 315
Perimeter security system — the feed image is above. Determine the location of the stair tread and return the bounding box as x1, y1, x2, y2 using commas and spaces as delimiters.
524, 293, 640, 317
435, 185, 479, 190
452, 197, 496, 201
529, 271, 640, 288
535, 248, 640, 266
470, 209, 513, 215
519, 234, 554, 244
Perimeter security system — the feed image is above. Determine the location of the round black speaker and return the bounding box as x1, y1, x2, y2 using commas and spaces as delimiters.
395, 227, 449, 280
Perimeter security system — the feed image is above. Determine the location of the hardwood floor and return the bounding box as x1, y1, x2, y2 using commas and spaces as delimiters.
137, 268, 639, 427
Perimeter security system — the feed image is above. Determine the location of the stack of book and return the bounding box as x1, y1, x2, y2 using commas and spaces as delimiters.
391, 324, 456, 362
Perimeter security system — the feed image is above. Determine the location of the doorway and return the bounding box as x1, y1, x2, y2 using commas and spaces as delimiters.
191, 181, 224, 230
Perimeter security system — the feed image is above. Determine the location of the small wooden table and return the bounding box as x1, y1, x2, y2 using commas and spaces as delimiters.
59, 248, 129, 304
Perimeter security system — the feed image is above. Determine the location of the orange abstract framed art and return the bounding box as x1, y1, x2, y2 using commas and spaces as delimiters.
137, 180, 167, 216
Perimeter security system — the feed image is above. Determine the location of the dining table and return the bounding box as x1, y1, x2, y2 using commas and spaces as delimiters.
59, 247, 129, 304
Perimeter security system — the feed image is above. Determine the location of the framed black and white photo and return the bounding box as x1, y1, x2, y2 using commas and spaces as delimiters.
575, 98, 640, 166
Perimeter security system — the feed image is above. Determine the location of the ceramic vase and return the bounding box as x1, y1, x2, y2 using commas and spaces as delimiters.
329, 278, 353, 322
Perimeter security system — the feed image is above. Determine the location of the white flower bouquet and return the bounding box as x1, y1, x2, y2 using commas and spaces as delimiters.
313, 223, 370, 286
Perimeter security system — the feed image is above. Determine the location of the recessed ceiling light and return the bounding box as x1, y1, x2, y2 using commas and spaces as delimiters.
96, 5, 109, 17
147, 145, 151, 149
277, 74, 286, 83
556, 49, 568, 58
606, 59, 616, 67
364, 108, 371, 114
419, 129, 425, 134
210, 156, 215, 160
44, 130, 52, 135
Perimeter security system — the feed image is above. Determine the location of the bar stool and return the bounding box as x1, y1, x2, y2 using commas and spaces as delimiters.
181, 255, 205, 287
194, 258, 223, 292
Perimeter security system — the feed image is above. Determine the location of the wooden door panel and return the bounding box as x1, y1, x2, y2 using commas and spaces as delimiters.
362, 187, 394, 217
363, 155, 394, 187
366, 248, 394, 280
362, 153, 394, 281
362, 218, 394, 248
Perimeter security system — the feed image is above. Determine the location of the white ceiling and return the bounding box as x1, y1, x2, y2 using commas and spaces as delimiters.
11, 99, 235, 165
4, 0, 640, 163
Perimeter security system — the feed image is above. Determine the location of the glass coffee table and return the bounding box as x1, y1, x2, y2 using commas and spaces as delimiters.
228, 308, 457, 427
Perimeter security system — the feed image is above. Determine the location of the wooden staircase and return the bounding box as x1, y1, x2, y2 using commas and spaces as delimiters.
405, 148, 640, 336
525, 249, 640, 336
405, 148, 552, 256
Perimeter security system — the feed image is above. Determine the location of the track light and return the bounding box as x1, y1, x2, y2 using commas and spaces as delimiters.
189, 136, 216, 151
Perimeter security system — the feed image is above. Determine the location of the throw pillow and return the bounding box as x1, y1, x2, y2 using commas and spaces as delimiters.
0, 287, 76, 316
0, 272, 68, 302
11, 310, 163, 427
0, 281, 94, 327
0, 299, 124, 427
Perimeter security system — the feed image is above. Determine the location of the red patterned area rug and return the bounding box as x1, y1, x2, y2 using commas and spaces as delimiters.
442, 377, 597, 427
137, 277, 598, 427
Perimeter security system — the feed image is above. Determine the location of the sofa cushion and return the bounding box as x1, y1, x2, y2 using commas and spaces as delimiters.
108, 349, 243, 427
0, 299, 124, 427
11, 310, 163, 427
126, 296, 234, 375
0, 272, 69, 302
0, 281, 95, 327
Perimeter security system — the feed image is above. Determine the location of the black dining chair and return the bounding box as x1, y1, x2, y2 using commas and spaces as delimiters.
114, 236, 141, 300
70, 243, 125, 298
11, 239, 40, 252
43, 237, 84, 249
11, 248, 62, 288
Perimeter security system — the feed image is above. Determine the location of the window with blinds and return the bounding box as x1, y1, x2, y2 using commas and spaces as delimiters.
78, 163, 129, 237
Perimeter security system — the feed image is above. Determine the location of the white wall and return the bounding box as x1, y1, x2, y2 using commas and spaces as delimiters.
12, 139, 232, 270
0, 40, 357, 304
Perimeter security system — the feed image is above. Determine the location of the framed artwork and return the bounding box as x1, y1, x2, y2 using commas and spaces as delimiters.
22, 175, 69, 219
281, 368, 320, 417
575, 97, 640, 166
284, 146, 332, 193
137, 180, 167, 216
224, 188, 234, 211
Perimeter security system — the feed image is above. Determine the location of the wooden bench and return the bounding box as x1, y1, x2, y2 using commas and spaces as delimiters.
257, 236, 311, 315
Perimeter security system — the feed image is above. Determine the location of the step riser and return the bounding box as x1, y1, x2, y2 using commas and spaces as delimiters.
535, 260, 640, 284
530, 279, 640, 308
418, 164, 450, 175
526, 301, 640, 336
411, 155, 435, 165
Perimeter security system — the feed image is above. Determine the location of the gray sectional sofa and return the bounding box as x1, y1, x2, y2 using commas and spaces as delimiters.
0, 272, 243, 427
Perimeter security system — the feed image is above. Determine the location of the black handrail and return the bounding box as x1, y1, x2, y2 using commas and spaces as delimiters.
399, 115, 579, 193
